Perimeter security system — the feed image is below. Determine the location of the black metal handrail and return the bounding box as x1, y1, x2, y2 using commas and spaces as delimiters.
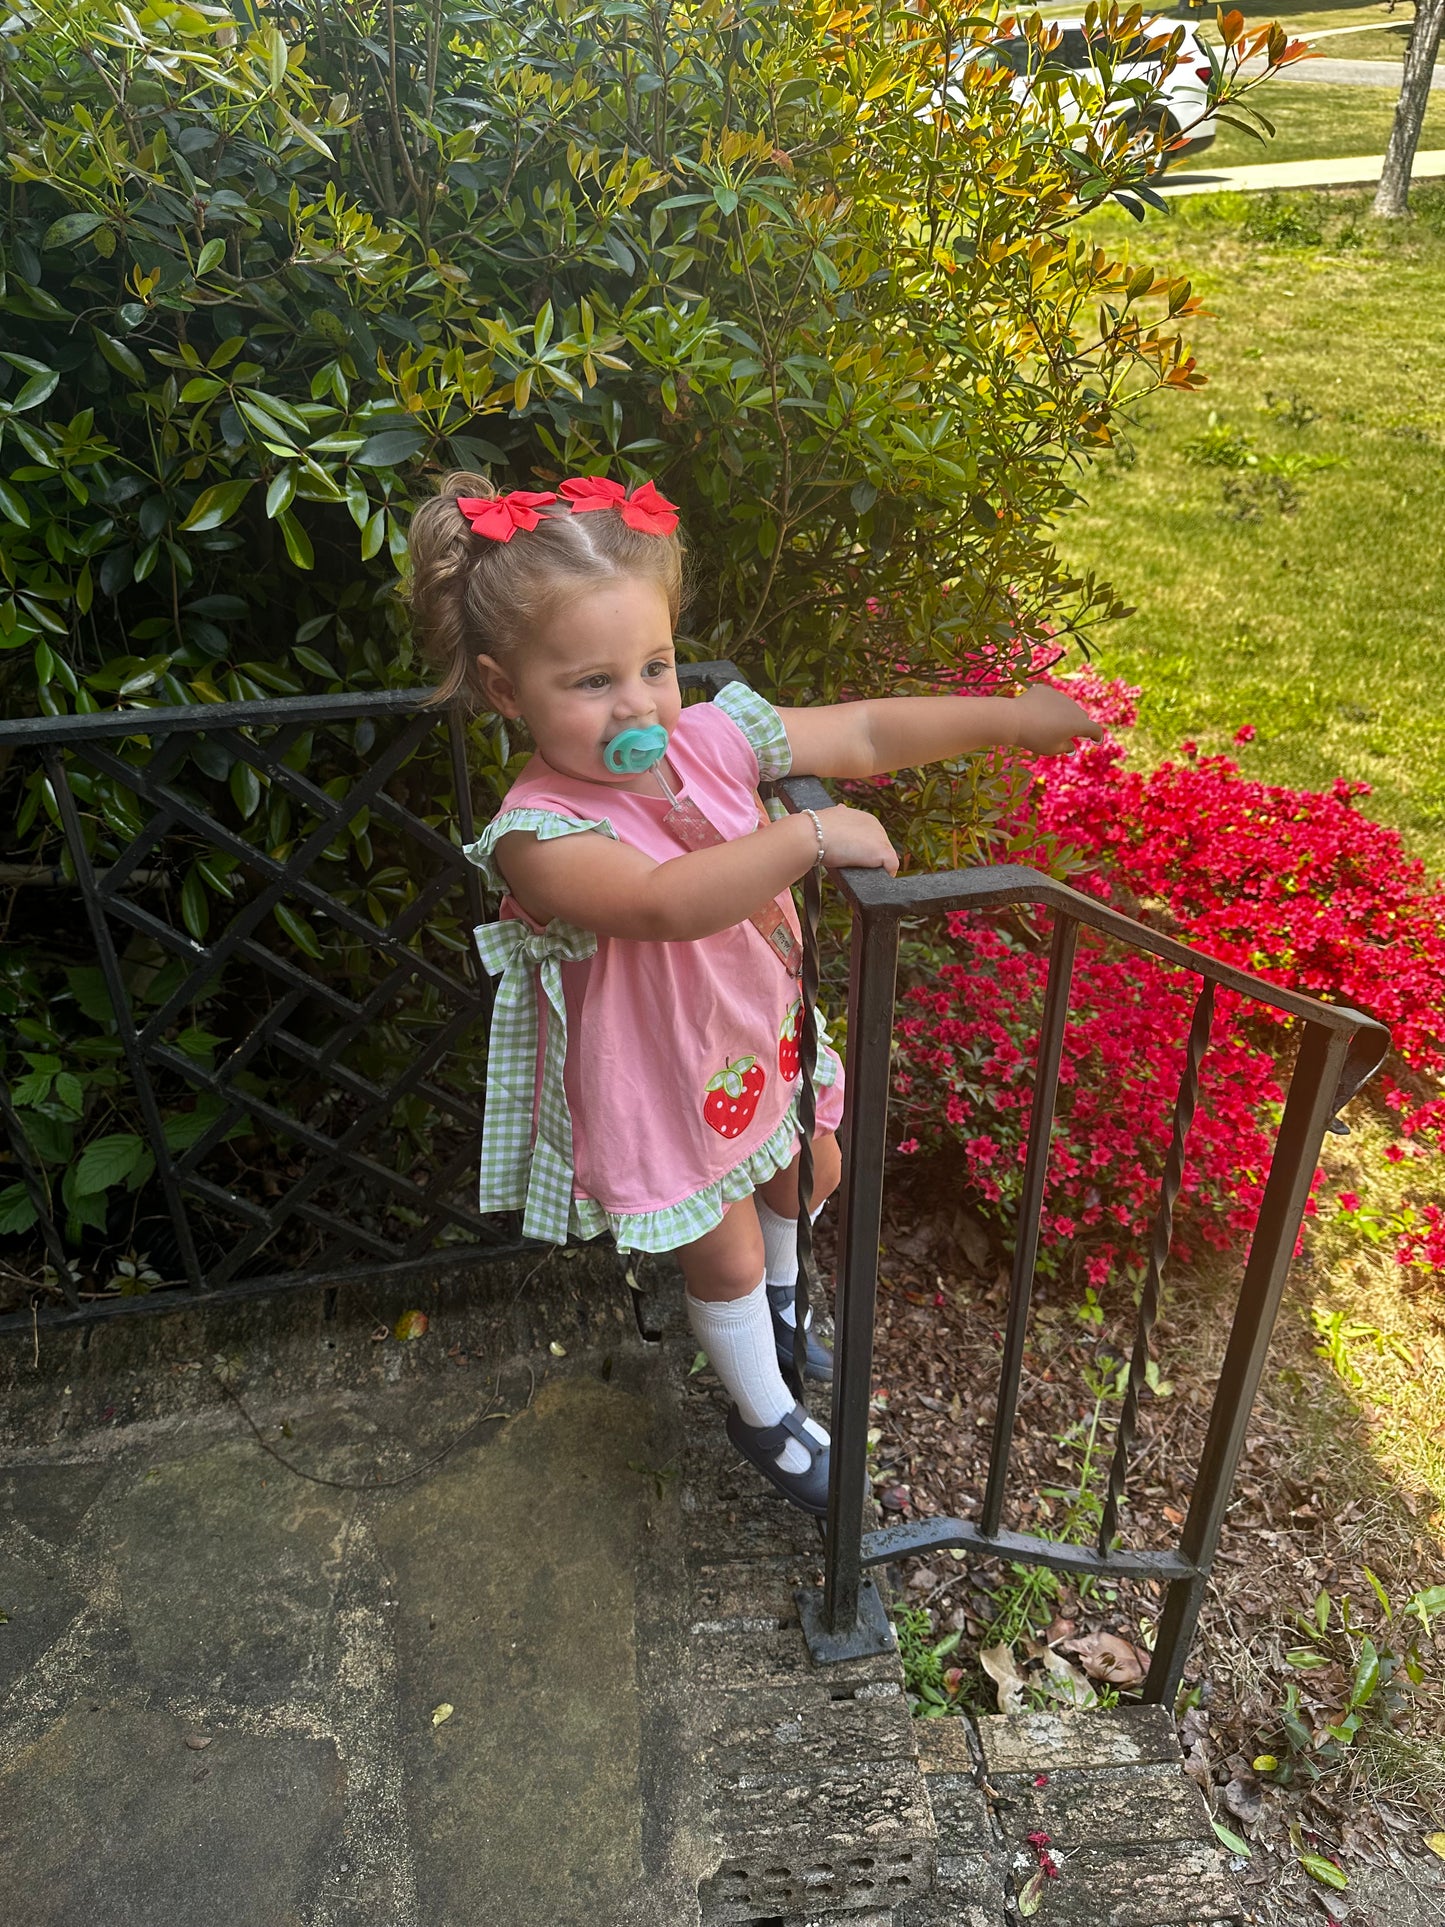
774, 774, 1390, 1704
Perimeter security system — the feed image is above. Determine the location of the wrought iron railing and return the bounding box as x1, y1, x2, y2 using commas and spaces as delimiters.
772, 771, 1390, 1704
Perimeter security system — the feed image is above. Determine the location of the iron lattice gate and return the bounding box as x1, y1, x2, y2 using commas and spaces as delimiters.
0, 668, 743, 1328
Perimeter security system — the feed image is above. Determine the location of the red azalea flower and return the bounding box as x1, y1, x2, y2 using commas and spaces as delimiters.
1234, 723, 1257, 745
883, 636, 1445, 1283
457, 490, 557, 541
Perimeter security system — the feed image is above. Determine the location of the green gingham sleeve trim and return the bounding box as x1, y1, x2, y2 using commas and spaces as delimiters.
713, 680, 793, 782
463, 806, 619, 899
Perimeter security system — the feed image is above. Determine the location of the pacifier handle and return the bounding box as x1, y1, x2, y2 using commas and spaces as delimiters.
603, 724, 669, 775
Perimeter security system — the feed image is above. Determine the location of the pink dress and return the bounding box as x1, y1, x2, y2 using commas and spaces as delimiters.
465, 683, 845, 1253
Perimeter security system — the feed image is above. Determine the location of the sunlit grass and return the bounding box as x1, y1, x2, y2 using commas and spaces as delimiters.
1059, 184, 1445, 869
1198, 80, 1445, 168
1045, 183, 1445, 1704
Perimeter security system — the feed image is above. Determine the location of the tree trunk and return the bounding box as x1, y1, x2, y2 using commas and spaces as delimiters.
1373, 0, 1445, 217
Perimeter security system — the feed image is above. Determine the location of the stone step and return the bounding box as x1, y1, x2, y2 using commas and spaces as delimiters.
894, 1704, 1242, 1927
677, 1393, 935, 1925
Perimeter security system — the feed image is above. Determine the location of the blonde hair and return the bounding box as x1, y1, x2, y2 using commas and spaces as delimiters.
405, 471, 688, 709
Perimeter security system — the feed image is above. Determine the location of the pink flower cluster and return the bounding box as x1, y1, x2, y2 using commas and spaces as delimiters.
893, 658, 1442, 1278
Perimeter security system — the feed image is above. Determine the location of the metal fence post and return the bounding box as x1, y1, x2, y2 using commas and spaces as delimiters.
1144, 1018, 1350, 1704
797, 893, 900, 1662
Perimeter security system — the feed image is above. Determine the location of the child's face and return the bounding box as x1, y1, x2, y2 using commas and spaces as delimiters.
476, 576, 682, 787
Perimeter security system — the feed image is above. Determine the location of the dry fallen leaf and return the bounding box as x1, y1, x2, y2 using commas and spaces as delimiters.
980, 1642, 1027, 1715
1425, 1832, 1445, 1860
1059, 1629, 1147, 1687
1039, 1643, 1098, 1709
1223, 1775, 1263, 1825
394, 1310, 428, 1342
432, 1703, 454, 1727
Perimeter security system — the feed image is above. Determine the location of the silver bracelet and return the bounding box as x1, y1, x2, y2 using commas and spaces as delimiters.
802, 807, 825, 868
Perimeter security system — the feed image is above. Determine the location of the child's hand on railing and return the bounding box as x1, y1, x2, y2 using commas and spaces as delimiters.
816, 803, 900, 876
1008, 685, 1105, 756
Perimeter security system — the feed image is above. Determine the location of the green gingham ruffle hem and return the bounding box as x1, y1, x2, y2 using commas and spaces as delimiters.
566, 1024, 840, 1253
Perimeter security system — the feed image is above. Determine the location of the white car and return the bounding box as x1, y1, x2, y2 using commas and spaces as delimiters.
951, 19, 1218, 152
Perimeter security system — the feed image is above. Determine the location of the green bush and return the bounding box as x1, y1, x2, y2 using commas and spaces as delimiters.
0, 1, 1262, 838
0, 0, 1293, 1284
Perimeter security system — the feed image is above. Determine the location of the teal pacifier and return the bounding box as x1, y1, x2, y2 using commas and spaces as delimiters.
603, 724, 669, 774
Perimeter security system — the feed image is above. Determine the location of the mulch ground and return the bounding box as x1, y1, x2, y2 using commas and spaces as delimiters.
812, 1163, 1445, 1927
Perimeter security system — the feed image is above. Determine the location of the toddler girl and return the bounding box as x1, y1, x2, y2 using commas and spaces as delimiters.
407, 471, 1097, 1516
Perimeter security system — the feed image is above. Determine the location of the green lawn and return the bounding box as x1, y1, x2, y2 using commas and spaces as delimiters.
1033, 0, 1410, 39
1292, 24, 1411, 56
1200, 80, 1445, 168
1057, 185, 1445, 868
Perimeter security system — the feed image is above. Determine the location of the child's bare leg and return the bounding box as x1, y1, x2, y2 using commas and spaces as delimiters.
672, 1193, 765, 1301
753, 1129, 842, 1219
674, 1196, 828, 1495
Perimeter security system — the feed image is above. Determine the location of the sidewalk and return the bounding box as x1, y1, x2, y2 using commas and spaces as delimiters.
1160, 149, 1445, 196
0, 1251, 1241, 1926
1239, 57, 1441, 87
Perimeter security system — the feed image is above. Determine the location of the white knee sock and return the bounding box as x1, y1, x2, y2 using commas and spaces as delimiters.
686, 1278, 828, 1475
756, 1197, 825, 1326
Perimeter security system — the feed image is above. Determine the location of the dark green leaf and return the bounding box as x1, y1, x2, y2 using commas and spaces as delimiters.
180, 867, 210, 941
276, 506, 314, 569
354, 429, 425, 468
74, 1132, 146, 1195
0, 480, 30, 527
43, 211, 105, 248
180, 480, 252, 532
274, 902, 323, 959
0, 1182, 38, 1236
229, 760, 261, 819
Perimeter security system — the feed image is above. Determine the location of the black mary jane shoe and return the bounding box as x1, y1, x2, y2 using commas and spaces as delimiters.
725, 1401, 831, 1517
766, 1282, 834, 1383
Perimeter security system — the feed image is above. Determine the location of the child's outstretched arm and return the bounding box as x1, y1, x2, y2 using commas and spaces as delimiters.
494, 801, 897, 942
776, 683, 1102, 779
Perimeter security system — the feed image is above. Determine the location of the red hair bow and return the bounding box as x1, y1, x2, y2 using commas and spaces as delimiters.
456, 490, 558, 541
559, 475, 679, 536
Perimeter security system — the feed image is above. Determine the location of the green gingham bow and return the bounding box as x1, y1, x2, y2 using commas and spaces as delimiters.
473, 916, 599, 1244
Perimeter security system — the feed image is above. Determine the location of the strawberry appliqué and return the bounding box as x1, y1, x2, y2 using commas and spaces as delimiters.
779, 1000, 802, 1082
703, 1056, 766, 1138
